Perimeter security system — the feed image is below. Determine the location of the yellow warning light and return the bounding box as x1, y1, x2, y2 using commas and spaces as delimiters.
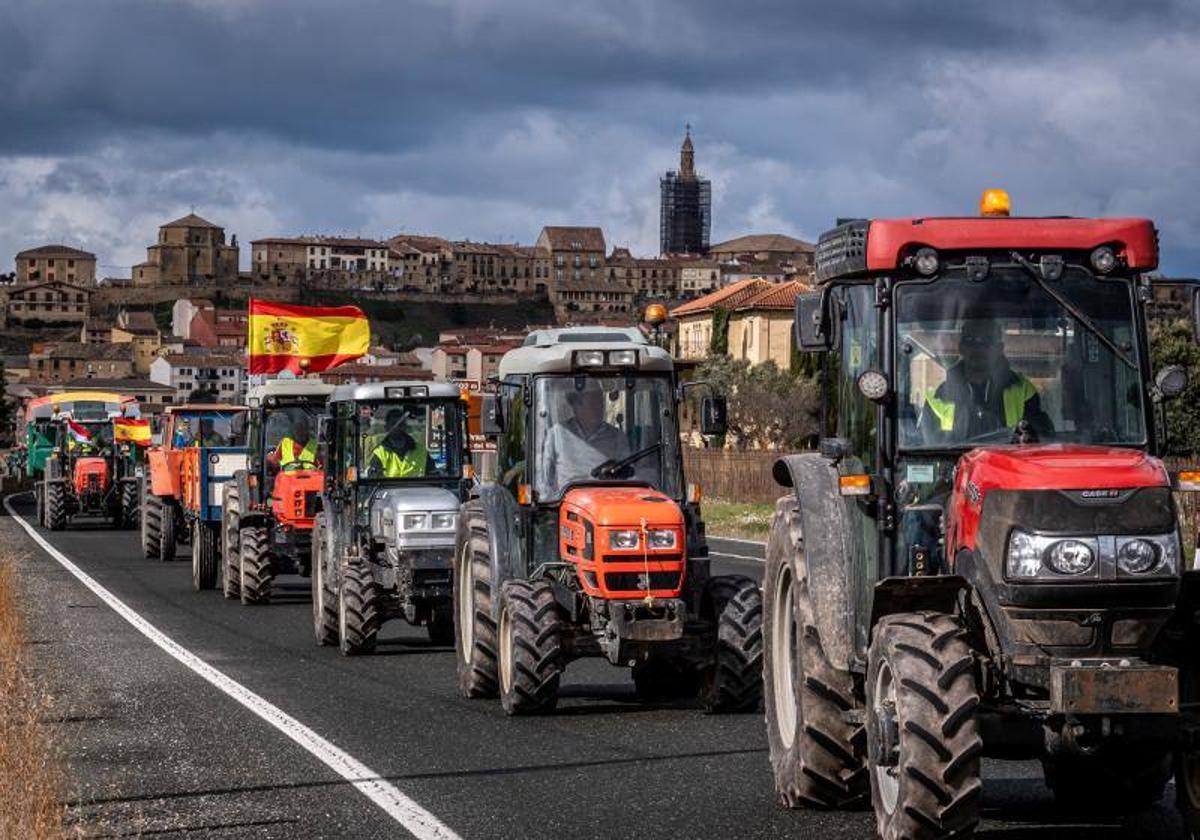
644, 303, 668, 326
980, 189, 1011, 217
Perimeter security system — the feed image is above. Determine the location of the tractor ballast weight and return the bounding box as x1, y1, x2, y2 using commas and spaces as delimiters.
222, 379, 334, 605
761, 200, 1200, 839
454, 326, 762, 716
311, 381, 472, 654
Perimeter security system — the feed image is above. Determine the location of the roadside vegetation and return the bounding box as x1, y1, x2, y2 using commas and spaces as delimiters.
702, 499, 774, 541
0, 559, 67, 838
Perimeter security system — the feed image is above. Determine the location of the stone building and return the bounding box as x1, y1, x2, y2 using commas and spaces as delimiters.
150, 353, 247, 403
669, 278, 777, 361
250, 236, 395, 288
29, 342, 135, 384
110, 310, 163, 375
659, 126, 711, 256
15, 245, 96, 286
536, 226, 606, 289
133, 213, 240, 287
709, 233, 815, 283
5, 281, 92, 327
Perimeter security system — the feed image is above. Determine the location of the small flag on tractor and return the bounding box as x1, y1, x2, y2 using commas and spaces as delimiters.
114, 417, 152, 447
247, 299, 370, 375
65, 418, 92, 445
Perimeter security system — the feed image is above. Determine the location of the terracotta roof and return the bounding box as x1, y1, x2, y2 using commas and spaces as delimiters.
709, 233, 814, 255
16, 244, 96, 259
161, 213, 221, 229
118, 310, 159, 333
669, 278, 772, 317
733, 280, 810, 311
387, 234, 451, 253
539, 226, 606, 252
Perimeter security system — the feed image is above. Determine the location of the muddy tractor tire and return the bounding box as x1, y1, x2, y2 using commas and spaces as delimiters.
119, 480, 140, 530
156, 501, 177, 563
764, 496, 868, 810
221, 484, 241, 600
141, 482, 161, 559
44, 481, 66, 531
497, 579, 564, 716
427, 604, 454, 646
866, 612, 982, 840
454, 503, 499, 698
191, 520, 220, 591
311, 515, 338, 646
238, 525, 272, 605
338, 564, 380, 656
1043, 749, 1171, 813
698, 574, 763, 714
34, 484, 45, 527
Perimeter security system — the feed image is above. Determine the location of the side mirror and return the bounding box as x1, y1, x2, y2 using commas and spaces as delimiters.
1155, 365, 1188, 401
480, 395, 502, 436
795, 290, 832, 351
230, 412, 247, 438
700, 396, 727, 437
316, 414, 332, 444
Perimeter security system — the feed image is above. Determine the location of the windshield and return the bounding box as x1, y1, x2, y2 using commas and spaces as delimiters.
172, 411, 246, 447
69, 420, 113, 450
357, 399, 461, 480
533, 375, 682, 500
897, 267, 1145, 449
264, 405, 322, 472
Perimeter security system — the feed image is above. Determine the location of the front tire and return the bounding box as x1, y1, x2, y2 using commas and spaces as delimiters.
34, 483, 45, 527
454, 503, 499, 698
238, 525, 272, 605
866, 612, 982, 840
763, 496, 868, 809
191, 520, 219, 591
311, 515, 337, 646
338, 564, 379, 656
698, 574, 763, 713
45, 482, 66, 531
119, 480, 140, 530
497, 579, 563, 715
157, 501, 177, 562
141, 482, 161, 559
221, 484, 241, 600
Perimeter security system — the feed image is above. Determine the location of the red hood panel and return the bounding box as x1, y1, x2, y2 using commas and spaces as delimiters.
958, 445, 1169, 492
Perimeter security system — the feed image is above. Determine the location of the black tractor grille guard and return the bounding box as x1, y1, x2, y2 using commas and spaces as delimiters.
814, 218, 869, 282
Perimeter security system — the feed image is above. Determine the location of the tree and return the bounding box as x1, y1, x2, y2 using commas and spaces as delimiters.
1150, 317, 1200, 457
709, 310, 730, 356
694, 354, 820, 450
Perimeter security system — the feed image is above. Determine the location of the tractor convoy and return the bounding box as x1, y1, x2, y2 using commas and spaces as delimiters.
16, 192, 1200, 839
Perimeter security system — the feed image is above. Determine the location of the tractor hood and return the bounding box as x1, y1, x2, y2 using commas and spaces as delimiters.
957, 445, 1170, 495
370, 486, 460, 550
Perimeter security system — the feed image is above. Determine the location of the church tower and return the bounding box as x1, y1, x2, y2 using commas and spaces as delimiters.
659, 125, 711, 256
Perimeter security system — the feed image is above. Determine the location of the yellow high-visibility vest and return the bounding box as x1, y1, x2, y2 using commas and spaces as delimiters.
370, 442, 428, 478
925, 377, 1038, 432
279, 437, 318, 465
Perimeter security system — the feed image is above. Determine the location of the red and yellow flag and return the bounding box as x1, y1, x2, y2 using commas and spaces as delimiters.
114, 417, 152, 446
247, 299, 370, 374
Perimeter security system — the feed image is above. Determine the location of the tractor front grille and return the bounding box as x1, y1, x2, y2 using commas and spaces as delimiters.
603, 570, 683, 593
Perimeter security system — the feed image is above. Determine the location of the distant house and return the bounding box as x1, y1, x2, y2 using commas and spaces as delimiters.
6, 281, 92, 327
15, 244, 96, 286
29, 342, 135, 384
150, 353, 246, 403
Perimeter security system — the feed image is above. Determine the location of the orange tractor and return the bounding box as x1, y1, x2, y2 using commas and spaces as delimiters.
454, 326, 762, 715
221, 380, 333, 604
141, 405, 248, 592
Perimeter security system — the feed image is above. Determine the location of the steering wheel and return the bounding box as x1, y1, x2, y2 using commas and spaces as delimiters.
282, 459, 321, 472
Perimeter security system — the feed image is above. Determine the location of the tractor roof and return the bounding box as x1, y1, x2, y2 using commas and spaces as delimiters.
499, 326, 672, 377
815, 216, 1158, 283
245, 379, 335, 405
164, 403, 246, 415
329, 381, 461, 403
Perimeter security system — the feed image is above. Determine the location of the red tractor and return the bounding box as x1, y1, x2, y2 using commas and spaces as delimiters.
42, 401, 143, 530
762, 192, 1200, 838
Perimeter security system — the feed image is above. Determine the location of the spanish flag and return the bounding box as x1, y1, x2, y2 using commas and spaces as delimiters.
114, 417, 152, 447
247, 299, 370, 374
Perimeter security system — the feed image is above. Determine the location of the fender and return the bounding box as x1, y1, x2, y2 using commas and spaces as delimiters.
773, 453, 857, 670
45, 455, 65, 483
869, 575, 970, 634
472, 483, 526, 623
230, 469, 269, 529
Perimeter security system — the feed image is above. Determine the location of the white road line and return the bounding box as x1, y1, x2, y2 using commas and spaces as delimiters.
708, 535, 768, 548
709, 550, 765, 563
4, 495, 461, 840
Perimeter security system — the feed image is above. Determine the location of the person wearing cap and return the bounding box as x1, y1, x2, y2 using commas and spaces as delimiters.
540, 383, 629, 494
920, 317, 1053, 442
173, 417, 196, 448
267, 415, 320, 472
366, 408, 434, 478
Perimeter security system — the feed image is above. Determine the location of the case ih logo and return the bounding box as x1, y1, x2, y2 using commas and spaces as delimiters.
1079, 489, 1122, 499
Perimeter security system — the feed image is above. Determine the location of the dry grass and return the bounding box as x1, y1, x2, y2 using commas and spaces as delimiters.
0, 560, 67, 838
702, 498, 775, 540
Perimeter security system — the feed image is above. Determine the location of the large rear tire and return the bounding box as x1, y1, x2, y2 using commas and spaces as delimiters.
311, 515, 338, 646
191, 520, 219, 591
866, 612, 982, 840
454, 503, 499, 698
699, 574, 763, 713
119, 480, 140, 530
238, 525, 272, 605
141, 482, 161, 559
221, 484, 241, 600
764, 496, 868, 810
45, 482, 66, 531
497, 579, 563, 715
338, 564, 379, 656
34, 484, 45, 527
156, 501, 177, 562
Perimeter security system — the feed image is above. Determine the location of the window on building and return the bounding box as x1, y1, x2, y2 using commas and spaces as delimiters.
573, 255, 581, 268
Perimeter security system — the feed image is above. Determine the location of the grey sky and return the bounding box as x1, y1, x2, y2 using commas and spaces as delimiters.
2, 0, 1198, 274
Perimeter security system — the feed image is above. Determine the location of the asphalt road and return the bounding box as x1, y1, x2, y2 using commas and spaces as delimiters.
6, 498, 1192, 839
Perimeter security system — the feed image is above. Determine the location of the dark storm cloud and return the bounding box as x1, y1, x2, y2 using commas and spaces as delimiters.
0, 0, 1198, 272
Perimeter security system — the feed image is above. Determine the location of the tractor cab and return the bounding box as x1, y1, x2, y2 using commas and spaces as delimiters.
454, 326, 762, 716
763, 191, 1200, 839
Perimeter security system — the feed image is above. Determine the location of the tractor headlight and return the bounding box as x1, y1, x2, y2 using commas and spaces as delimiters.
1006, 530, 1098, 579
430, 512, 457, 531
1045, 540, 1096, 576
402, 513, 427, 531
647, 529, 677, 549
1117, 534, 1179, 576
609, 529, 639, 549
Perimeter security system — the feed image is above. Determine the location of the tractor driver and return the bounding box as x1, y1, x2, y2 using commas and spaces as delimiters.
267, 415, 320, 473
919, 317, 1054, 443
365, 408, 434, 478
541, 381, 629, 493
